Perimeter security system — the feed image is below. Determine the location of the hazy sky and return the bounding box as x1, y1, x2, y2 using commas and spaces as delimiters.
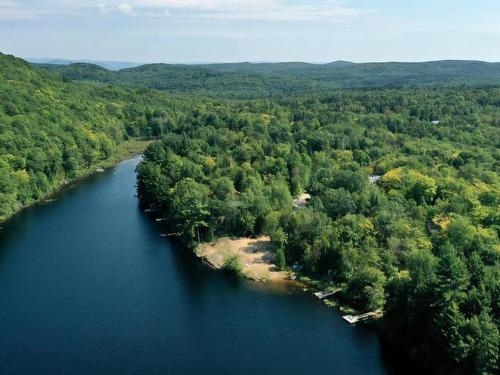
1, 0, 500, 63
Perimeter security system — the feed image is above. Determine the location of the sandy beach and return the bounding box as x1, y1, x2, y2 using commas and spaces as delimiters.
196, 236, 290, 282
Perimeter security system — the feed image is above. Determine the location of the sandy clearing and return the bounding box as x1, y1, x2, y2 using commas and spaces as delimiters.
196, 236, 289, 282
293, 193, 311, 209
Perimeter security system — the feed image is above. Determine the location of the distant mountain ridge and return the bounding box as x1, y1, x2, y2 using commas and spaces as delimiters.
26, 57, 142, 71
31, 57, 500, 98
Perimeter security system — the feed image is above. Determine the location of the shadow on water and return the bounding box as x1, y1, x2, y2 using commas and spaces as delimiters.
0, 157, 414, 375
0, 169, 112, 265
162, 229, 417, 375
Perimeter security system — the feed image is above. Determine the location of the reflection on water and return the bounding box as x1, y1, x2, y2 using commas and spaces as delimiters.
0, 157, 409, 375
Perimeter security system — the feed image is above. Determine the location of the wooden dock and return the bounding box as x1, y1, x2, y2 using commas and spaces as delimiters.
160, 233, 178, 238
202, 258, 221, 270
342, 311, 378, 324
314, 288, 341, 299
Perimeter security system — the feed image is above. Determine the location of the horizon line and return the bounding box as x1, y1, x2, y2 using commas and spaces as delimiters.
22, 56, 500, 66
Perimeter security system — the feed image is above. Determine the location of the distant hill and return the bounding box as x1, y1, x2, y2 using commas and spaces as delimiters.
197, 61, 355, 75
36, 62, 331, 98
37, 62, 116, 82
316, 60, 500, 87
32, 59, 500, 97
26, 57, 141, 70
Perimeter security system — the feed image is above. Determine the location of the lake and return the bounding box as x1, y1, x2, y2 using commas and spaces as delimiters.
0, 157, 407, 374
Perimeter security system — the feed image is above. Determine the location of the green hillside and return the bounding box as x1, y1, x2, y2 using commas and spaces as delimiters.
34, 59, 500, 98
1, 51, 499, 374
36, 62, 331, 98
0, 53, 186, 221
137, 86, 500, 374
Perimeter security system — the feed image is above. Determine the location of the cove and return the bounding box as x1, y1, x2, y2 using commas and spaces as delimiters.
0, 157, 407, 374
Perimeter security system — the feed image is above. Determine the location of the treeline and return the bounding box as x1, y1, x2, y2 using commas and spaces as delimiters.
34, 60, 500, 99
1, 51, 498, 373
0, 53, 191, 221
137, 87, 499, 374
36, 62, 331, 99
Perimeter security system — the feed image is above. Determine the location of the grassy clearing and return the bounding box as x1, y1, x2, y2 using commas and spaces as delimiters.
100, 138, 153, 168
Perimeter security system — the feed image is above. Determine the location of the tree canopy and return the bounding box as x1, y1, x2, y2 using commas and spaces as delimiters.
1, 52, 498, 374
137, 87, 499, 374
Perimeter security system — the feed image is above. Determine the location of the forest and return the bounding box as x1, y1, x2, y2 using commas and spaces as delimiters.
0, 53, 188, 221
34, 59, 500, 98
136, 88, 500, 374
1, 52, 499, 374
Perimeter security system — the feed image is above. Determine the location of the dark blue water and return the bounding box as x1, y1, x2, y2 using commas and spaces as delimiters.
0, 157, 404, 374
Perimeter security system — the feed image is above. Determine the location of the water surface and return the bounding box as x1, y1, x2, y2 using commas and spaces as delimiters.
0, 157, 404, 374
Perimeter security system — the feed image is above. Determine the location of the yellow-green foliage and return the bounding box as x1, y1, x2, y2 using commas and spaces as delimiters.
382, 167, 437, 203
0, 53, 189, 221
137, 85, 499, 374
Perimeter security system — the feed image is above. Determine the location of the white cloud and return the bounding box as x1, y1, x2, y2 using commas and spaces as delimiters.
117, 3, 133, 15
97, 0, 369, 21
97, 3, 134, 16
0, 1, 369, 22
145, 9, 171, 18
135, 0, 274, 9
97, 4, 111, 15
0, 0, 35, 20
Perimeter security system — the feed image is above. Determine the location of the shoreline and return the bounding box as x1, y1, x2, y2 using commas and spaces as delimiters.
194, 236, 365, 316
192, 237, 400, 361
195, 236, 289, 282
0, 138, 152, 226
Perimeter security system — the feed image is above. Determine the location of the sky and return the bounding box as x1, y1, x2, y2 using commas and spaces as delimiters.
1, 0, 500, 63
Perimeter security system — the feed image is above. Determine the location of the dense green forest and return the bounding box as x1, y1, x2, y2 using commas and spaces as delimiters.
35, 60, 500, 98
36, 62, 330, 99
136, 88, 499, 374
0, 53, 188, 221
1, 52, 499, 374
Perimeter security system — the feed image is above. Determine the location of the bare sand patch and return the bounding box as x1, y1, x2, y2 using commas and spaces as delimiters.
293, 193, 311, 209
196, 236, 289, 282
